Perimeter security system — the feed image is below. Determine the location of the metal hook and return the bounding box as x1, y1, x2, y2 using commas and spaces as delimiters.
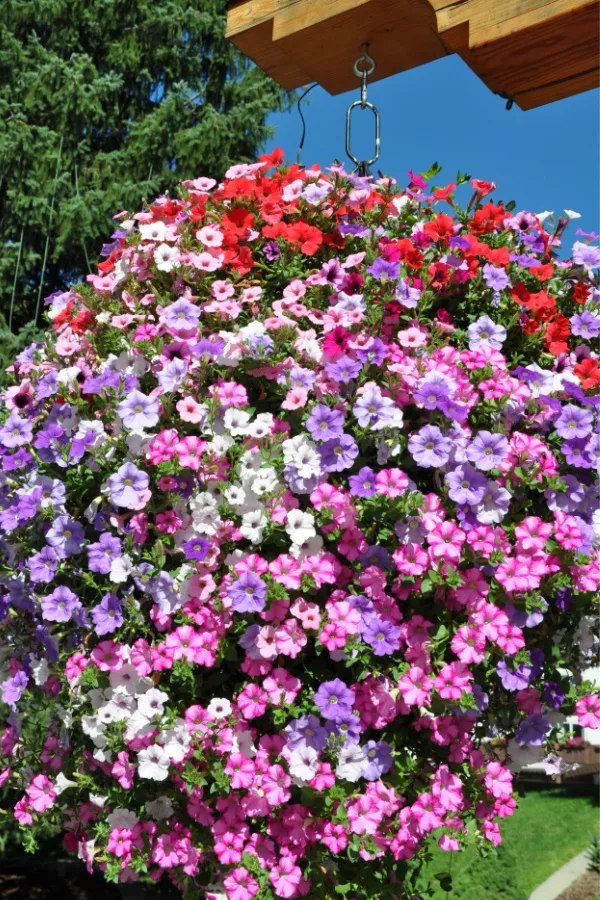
345, 43, 380, 176
494, 90, 514, 110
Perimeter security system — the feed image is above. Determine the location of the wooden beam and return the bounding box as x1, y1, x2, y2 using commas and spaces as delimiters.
226, 0, 600, 108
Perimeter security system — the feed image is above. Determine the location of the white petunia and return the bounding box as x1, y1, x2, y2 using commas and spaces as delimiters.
82, 714, 106, 741
536, 211, 554, 223
139, 221, 168, 242
207, 697, 232, 720
336, 744, 367, 782
392, 194, 413, 214
189, 492, 221, 535
103, 689, 136, 722
289, 746, 319, 782
31, 658, 49, 686
240, 508, 267, 544
154, 243, 180, 272
564, 209, 581, 220
137, 744, 170, 781
146, 796, 175, 820
282, 434, 322, 479
247, 413, 274, 439
55, 772, 78, 795
285, 509, 316, 546
123, 710, 153, 741
288, 534, 323, 560
224, 485, 251, 508
89, 794, 108, 808
223, 408, 251, 436
137, 687, 169, 719
106, 808, 139, 830
159, 720, 191, 762
110, 553, 133, 584
245, 467, 279, 497
109, 664, 139, 694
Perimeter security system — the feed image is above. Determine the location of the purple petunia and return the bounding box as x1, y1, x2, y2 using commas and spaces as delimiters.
482, 263, 510, 292
466, 431, 509, 471
408, 425, 452, 468
318, 434, 359, 472
306, 405, 345, 441
106, 462, 150, 510
182, 537, 210, 561
117, 390, 160, 431
362, 740, 393, 780
515, 713, 552, 747
41, 585, 82, 623
91, 592, 124, 636
467, 315, 506, 351
554, 404, 593, 440
325, 355, 362, 384
87, 533, 123, 575
413, 380, 451, 410
284, 714, 328, 751
570, 310, 600, 339
367, 258, 400, 280
326, 713, 363, 745
27, 546, 59, 584
497, 660, 532, 692
445, 464, 488, 506
353, 389, 396, 430
348, 467, 377, 498
46, 516, 85, 558
227, 572, 267, 614
1, 670, 28, 707
162, 298, 201, 331
313, 679, 356, 723
0, 413, 33, 449
362, 616, 401, 656
572, 241, 600, 273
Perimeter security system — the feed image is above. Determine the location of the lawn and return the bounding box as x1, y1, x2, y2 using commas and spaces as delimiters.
419, 786, 599, 900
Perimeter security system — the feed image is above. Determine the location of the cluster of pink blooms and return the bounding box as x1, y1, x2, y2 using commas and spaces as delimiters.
0, 150, 598, 898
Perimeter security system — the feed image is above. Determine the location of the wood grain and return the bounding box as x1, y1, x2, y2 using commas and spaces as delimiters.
225, 0, 600, 108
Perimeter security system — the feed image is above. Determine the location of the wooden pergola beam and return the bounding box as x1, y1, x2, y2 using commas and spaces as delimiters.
226, 0, 600, 109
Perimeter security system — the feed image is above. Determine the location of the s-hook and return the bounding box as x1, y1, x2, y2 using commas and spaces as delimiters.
345, 43, 381, 177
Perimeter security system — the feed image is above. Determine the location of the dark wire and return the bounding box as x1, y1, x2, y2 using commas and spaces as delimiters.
296, 83, 318, 165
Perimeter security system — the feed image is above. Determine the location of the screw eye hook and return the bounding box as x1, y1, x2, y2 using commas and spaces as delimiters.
346, 42, 380, 177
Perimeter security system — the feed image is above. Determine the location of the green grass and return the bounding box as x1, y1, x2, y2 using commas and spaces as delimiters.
419, 787, 599, 899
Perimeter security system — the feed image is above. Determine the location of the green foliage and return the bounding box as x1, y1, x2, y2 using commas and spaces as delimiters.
0, 0, 291, 327
587, 833, 600, 874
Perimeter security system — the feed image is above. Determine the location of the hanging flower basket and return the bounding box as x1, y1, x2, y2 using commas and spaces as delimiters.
0, 149, 599, 900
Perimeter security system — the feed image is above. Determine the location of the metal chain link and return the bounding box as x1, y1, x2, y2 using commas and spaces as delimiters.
345, 43, 380, 177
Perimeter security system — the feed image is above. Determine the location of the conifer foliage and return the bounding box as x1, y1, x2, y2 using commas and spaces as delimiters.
0, 0, 289, 328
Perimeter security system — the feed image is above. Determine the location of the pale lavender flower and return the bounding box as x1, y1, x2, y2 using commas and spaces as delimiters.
408, 425, 452, 468
106, 463, 150, 509
41, 585, 82, 623
117, 390, 160, 430
467, 315, 506, 350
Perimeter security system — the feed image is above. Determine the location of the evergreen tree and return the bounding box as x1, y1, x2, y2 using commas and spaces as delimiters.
0, 0, 291, 329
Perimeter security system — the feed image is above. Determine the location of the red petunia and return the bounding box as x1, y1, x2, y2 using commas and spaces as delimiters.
433, 183, 456, 202
222, 208, 255, 237
471, 179, 496, 197
71, 309, 95, 335
259, 147, 285, 169
573, 282, 591, 305
574, 358, 600, 389
287, 221, 323, 256
423, 214, 454, 243
546, 314, 571, 355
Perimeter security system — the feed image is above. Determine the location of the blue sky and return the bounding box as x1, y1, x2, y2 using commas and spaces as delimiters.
264, 55, 600, 237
